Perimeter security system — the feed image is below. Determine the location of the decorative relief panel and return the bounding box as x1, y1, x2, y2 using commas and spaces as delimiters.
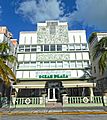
37, 25, 69, 44
36, 53, 70, 61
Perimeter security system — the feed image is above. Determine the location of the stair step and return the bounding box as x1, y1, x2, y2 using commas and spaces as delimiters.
46, 102, 62, 107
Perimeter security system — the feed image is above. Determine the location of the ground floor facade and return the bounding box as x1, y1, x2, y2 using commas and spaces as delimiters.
12, 80, 96, 103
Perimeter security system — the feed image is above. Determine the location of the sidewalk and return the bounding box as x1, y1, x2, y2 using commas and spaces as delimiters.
1, 107, 107, 115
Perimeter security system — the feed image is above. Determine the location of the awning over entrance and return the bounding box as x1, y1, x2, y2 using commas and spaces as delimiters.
13, 81, 46, 89
62, 81, 96, 88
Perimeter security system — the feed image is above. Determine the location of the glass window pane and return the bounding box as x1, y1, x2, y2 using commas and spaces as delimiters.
70, 61, 75, 68
19, 45, 24, 52
76, 53, 82, 60
68, 44, 74, 50
57, 62, 62, 68
63, 61, 69, 68
43, 62, 50, 68
31, 45, 37, 52
30, 62, 36, 68
57, 45, 62, 51
25, 46, 30, 52
50, 62, 56, 68
76, 61, 82, 68
75, 44, 81, 50
82, 44, 87, 50
18, 62, 24, 69
83, 61, 89, 67
50, 45, 55, 51
24, 62, 29, 68
44, 45, 49, 51
82, 52, 89, 60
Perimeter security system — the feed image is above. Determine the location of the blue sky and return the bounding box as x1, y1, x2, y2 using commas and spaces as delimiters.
0, 0, 107, 40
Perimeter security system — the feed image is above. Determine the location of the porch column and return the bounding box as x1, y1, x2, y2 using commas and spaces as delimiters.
90, 87, 94, 97
89, 87, 94, 101
48, 88, 50, 99
53, 88, 56, 99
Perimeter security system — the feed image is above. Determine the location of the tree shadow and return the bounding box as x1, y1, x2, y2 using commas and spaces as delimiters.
47, 117, 58, 120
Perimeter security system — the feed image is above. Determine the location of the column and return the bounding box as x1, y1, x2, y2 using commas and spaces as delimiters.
48, 88, 50, 100
90, 87, 94, 97
53, 88, 56, 100
89, 87, 94, 101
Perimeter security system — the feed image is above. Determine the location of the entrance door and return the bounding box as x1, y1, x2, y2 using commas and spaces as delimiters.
48, 88, 57, 101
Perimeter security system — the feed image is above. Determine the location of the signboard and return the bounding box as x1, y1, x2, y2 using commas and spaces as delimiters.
39, 74, 68, 79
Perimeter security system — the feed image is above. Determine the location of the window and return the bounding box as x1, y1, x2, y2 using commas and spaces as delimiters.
19, 45, 24, 52
50, 25, 56, 34
68, 44, 74, 50
50, 45, 55, 51
43, 62, 50, 68
57, 61, 63, 68
41, 45, 43, 51
63, 61, 69, 68
76, 61, 82, 68
25, 45, 30, 52
70, 53, 75, 60
62, 45, 67, 51
75, 44, 81, 50
82, 44, 87, 50
76, 53, 82, 60
31, 45, 37, 52
44, 45, 49, 51
82, 52, 89, 60
83, 61, 89, 67
37, 62, 40, 68
30, 62, 36, 68
24, 62, 29, 68
50, 62, 56, 68
18, 62, 24, 69
70, 61, 75, 68
57, 45, 62, 51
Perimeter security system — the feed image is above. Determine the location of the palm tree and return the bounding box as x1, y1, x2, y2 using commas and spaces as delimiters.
0, 42, 17, 105
0, 42, 16, 86
92, 37, 107, 75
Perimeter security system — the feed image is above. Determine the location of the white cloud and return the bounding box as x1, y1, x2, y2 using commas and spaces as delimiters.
71, 0, 107, 31
15, 0, 107, 31
15, 0, 64, 24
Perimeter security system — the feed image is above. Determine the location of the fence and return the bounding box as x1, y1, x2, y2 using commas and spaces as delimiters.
63, 96, 106, 107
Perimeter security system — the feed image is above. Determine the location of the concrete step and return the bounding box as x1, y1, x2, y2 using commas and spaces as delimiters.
46, 102, 62, 107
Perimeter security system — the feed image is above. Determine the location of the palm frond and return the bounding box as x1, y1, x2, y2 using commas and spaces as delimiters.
0, 42, 10, 52
98, 51, 107, 74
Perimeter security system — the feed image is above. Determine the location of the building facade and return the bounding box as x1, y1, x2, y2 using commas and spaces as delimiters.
15, 21, 94, 103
